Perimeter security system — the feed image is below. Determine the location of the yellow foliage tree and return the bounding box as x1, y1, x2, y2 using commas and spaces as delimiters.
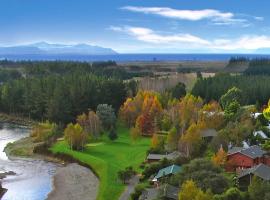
151, 133, 160, 149
178, 94, 203, 134
31, 121, 57, 142
199, 101, 224, 130
179, 180, 213, 200
130, 126, 141, 142
263, 99, 270, 121
180, 123, 202, 157
64, 123, 88, 150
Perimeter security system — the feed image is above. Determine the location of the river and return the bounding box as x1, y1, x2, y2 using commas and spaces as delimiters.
0, 123, 60, 200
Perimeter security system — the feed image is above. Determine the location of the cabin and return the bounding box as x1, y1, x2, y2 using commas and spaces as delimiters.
146, 151, 182, 163
238, 164, 270, 190
152, 165, 181, 185
226, 145, 267, 172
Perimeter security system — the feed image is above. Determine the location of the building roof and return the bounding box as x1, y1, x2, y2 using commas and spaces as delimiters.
147, 151, 182, 161
139, 185, 179, 200
238, 164, 270, 181
162, 184, 179, 200
153, 165, 181, 181
254, 130, 268, 139
228, 145, 266, 159
147, 154, 166, 160
201, 129, 218, 138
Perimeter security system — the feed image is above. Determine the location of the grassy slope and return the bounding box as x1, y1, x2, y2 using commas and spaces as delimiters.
50, 124, 150, 200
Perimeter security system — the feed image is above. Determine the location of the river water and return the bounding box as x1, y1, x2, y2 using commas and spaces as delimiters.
0, 123, 60, 200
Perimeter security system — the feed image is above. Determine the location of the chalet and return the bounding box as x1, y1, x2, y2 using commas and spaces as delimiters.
238, 164, 270, 190
227, 145, 267, 171
146, 151, 182, 163
152, 165, 181, 183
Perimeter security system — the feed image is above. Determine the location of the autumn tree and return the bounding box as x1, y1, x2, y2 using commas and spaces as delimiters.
151, 133, 160, 149
179, 123, 203, 157
263, 99, 270, 120
64, 123, 88, 150
178, 180, 213, 200
136, 92, 162, 136
31, 121, 57, 142
199, 101, 224, 130
166, 127, 178, 151
77, 110, 101, 139
212, 146, 227, 167
130, 126, 141, 142
178, 94, 203, 134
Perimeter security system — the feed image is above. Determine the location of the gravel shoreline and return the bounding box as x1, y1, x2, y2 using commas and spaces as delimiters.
47, 163, 99, 200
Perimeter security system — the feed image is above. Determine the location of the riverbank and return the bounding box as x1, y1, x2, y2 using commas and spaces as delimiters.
4, 136, 100, 200
0, 113, 35, 126
47, 163, 99, 200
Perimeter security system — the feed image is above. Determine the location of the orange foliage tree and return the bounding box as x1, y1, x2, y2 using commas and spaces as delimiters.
212, 146, 227, 167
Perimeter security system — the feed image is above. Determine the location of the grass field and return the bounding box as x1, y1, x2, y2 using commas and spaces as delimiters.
50, 124, 150, 200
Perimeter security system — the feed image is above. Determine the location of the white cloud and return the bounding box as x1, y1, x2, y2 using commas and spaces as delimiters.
110, 26, 209, 45
110, 26, 270, 51
121, 6, 247, 25
213, 35, 270, 50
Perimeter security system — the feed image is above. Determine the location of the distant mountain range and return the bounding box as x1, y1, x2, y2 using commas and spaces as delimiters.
0, 42, 117, 55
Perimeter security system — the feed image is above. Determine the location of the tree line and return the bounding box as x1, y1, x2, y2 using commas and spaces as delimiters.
0, 60, 151, 81
0, 72, 127, 124
192, 73, 270, 106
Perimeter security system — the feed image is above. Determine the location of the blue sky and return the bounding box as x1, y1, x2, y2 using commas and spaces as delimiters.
2, 0, 270, 53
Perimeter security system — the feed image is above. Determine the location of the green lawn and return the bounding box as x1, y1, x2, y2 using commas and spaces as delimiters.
50, 124, 150, 200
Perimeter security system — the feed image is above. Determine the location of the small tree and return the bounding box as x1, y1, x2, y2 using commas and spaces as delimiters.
118, 166, 136, 184
108, 127, 118, 141
96, 104, 116, 130
220, 87, 242, 109
64, 123, 88, 150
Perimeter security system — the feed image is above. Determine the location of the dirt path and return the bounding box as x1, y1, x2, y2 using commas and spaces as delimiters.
47, 163, 99, 200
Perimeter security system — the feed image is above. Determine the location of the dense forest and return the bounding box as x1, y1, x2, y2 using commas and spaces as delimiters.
244, 58, 270, 75
0, 72, 127, 124
0, 60, 152, 82
192, 73, 270, 105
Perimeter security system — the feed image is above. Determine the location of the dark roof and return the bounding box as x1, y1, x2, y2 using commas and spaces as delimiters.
147, 151, 182, 161
201, 129, 218, 138
139, 188, 158, 200
139, 185, 179, 200
162, 184, 179, 200
153, 165, 182, 181
228, 147, 245, 155
228, 145, 266, 159
147, 154, 165, 160
238, 164, 270, 181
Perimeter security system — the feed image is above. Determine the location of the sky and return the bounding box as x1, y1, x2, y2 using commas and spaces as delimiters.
2, 0, 270, 53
